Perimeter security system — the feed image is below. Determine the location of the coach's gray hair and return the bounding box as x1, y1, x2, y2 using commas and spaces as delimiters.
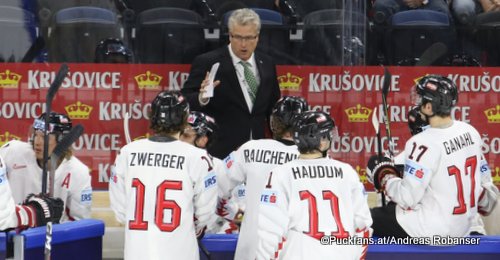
228, 8, 261, 33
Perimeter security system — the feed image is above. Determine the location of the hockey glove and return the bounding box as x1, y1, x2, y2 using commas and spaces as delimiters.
21, 193, 64, 226
366, 155, 400, 191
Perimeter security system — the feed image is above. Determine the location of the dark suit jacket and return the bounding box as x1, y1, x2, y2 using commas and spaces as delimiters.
181, 46, 281, 159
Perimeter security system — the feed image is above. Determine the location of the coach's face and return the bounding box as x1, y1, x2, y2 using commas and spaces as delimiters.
229, 24, 259, 61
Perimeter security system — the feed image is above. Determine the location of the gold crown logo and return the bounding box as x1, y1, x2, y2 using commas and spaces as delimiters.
278, 72, 302, 91
65, 101, 93, 120
0, 70, 22, 88
0, 131, 21, 146
134, 71, 162, 89
484, 105, 500, 123
493, 167, 500, 186
355, 165, 369, 184
345, 104, 371, 122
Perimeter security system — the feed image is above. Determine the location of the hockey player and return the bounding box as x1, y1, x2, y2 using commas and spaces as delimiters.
0, 154, 64, 230
0, 112, 92, 222
367, 74, 498, 238
109, 91, 218, 260
369, 105, 496, 235
180, 111, 240, 234
220, 96, 308, 260
256, 111, 372, 259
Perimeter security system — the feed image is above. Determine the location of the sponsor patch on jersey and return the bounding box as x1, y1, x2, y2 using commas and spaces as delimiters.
404, 159, 430, 181
0, 168, 7, 186
80, 188, 92, 205
260, 189, 278, 205
480, 159, 491, 176
204, 172, 217, 189
224, 154, 234, 169
237, 187, 246, 198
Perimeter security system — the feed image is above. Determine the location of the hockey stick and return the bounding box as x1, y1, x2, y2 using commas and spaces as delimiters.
371, 107, 386, 206
42, 63, 69, 194
415, 42, 448, 66
381, 67, 395, 161
45, 124, 84, 260
124, 112, 132, 144
21, 36, 45, 63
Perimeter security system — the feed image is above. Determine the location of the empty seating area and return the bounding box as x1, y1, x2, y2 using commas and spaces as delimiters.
1, 0, 500, 66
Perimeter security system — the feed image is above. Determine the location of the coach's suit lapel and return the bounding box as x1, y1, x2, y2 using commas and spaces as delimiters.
252, 54, 266, 113
219, 48, 248, 112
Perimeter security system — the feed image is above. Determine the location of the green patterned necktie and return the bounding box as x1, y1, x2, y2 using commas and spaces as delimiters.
240, 61, 258, 103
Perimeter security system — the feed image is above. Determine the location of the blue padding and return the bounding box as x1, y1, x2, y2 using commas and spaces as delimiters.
55, 6, 116, 24
201, 234, 238, 251
19, 219, 105, 249
200, 234, 500, 256
0, 232, 6, 260
391, 10, 449, 26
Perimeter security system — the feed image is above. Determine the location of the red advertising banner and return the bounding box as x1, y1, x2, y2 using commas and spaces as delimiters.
0, 63, 498, 191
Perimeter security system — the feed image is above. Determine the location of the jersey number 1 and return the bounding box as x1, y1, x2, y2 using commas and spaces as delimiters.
129, 178, 182, 232
300, 190, 349, 240
448, 156, 477, 215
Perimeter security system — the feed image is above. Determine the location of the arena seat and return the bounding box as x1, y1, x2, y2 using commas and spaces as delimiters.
386, 9, 452, 66
0, 6, 38, 62
134, 7, 206, 64
9, 219, 105, 260
47, 6, 121, 62
300, 9, 367, 65
473, 11, 500, 66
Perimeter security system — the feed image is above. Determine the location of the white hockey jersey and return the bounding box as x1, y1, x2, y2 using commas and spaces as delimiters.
223, 139, 299, 260
0, 140, 92, 222
386, 121, 484, 237
0, 155, 19, 230
109, 138, 218, 260
257, 157, 372, 260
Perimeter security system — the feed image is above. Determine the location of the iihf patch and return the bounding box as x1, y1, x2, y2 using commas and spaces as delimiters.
260, 189, 278, 205
224, 154, 234, 169
80, 188, 92, 205
0, 168, 7, 186
404, 159, 430, 181
204, 173, 217, 189
480, 159, 491, 176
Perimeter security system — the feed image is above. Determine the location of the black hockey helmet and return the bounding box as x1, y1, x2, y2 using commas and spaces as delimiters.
414, 74, 458, 116
293, 111, 336, 152
407, 107, 429, 136
270, 96, 309, 132
150, 91, 189, 130
94, 38, 132, 63
33, 112, 72, 141
187, 111, 217, 137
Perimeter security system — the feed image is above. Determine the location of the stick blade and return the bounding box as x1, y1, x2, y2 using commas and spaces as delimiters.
46, 63, 69, 102
52, 124, 84, 158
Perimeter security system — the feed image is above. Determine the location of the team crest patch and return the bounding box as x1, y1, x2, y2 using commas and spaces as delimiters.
204, 172, 217, 189
110, 165, 118, 183
404, 159, 429, 181
224, 154, 234, 169
260, 189, 278, 205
